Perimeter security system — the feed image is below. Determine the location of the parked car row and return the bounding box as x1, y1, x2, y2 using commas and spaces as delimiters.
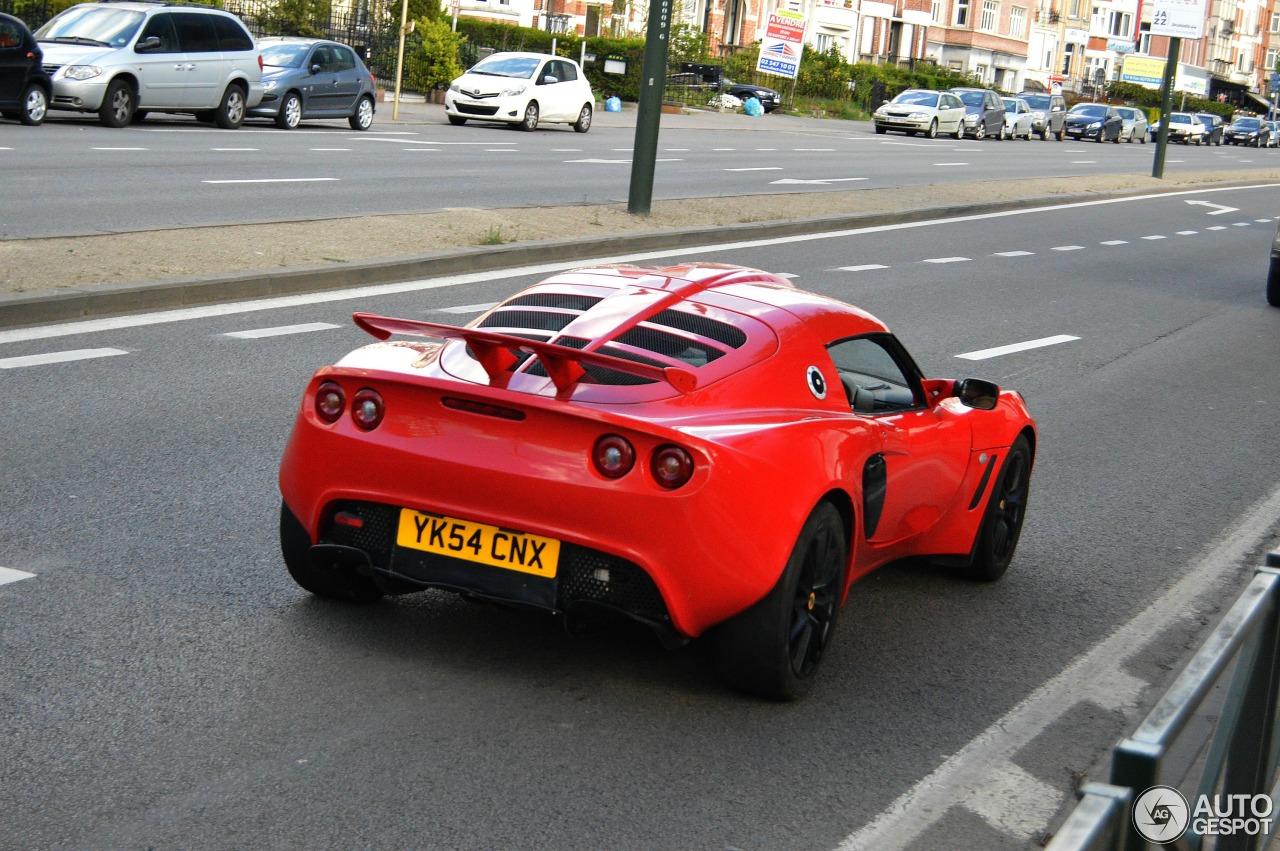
2, 1, 378, 129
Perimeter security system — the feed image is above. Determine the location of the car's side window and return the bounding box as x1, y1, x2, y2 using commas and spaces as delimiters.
826, 335, 923, 415
0, 19, 19, 49
210, 15, 253, 52
333, 46, 356, 72
312, 45, 333, 71
555, 60, 577, 82
137, 13, 178, 53
173, 13, 218, 53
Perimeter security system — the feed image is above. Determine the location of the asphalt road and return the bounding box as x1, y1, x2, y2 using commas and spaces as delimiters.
7, 102, 1280, 238
3, 183, 1279, 850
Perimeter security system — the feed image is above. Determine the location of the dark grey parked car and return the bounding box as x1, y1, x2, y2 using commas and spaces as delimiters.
1196, 112, 1224, 145
248, 37, 377, 130
950, 87, 1007, 139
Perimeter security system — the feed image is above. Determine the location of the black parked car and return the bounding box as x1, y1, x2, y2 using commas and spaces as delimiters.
1268, 221, 1280, 307
1225, 116, 1271, 147
666, 71, 782, 112
1196, 112, 1224, 145
0, 12, 49, 125
1064, 103, 1123, 143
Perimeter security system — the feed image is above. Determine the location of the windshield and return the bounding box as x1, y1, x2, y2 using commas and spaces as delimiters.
1171, 113, 1194, 124
894, 91, 939, 107
1001, 98, 1021, 112
955, 91, 984, 107
1021, 95, 1051, 109
1233, 118, 1262, 129
261, 42, 311, 69
469, 55, 540, 79
36, 6, 144, 47
1069, 104, 1106, 117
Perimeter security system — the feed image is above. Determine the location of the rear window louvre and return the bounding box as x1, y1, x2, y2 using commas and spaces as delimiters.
648, 309, 747, 349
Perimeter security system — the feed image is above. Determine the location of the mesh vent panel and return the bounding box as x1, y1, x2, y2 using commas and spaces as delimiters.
649, 309, 747, 348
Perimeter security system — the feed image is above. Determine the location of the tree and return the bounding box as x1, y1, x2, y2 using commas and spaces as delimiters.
405, 15, 465, 93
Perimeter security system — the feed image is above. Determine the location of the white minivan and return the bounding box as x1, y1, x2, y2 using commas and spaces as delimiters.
36, 1, 263, 128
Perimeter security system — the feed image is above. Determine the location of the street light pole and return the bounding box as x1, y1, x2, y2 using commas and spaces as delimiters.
392, 0, 410, 120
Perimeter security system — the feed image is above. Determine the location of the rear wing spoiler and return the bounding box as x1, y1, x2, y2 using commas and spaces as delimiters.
353, 313, 698, 396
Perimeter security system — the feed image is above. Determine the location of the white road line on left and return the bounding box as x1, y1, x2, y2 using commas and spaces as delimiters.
203, 178, 339, 185
0, 348, 128, 369
433, 302, 499, 314
957, 334, 1079, 360
223, 322, 340, 339
0, 567, 36, 587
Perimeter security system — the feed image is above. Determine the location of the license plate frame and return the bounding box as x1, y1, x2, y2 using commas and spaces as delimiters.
396, 509, 560, 578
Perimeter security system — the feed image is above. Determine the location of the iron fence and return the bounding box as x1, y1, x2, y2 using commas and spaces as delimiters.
1047, 560, 1280, 851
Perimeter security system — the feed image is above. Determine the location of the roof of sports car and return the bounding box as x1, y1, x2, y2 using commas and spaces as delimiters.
349, 264, 891, 403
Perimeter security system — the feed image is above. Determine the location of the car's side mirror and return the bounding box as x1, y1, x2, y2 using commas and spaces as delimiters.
310, 64, 321, 74
541, 75, 559, 85
955, 378, 999, 410
135, 36, 161, 53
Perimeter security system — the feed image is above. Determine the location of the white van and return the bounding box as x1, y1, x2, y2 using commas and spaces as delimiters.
36, 1, 263, 128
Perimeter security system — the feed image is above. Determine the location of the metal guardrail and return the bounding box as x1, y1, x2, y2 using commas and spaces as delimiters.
1048, 558, 1280, 851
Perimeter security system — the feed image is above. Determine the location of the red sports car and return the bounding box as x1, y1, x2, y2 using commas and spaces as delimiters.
278, 263, 1036, 699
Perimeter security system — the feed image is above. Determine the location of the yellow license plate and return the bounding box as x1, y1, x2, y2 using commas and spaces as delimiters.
396, 509, 560, 578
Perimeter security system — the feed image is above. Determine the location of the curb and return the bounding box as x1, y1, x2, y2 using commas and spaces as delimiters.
0, 181, 1260, 330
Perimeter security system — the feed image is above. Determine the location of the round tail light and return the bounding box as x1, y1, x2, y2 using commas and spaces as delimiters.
315, 381, 345, 423
351, 388, 385, 431
592, 434, 635, 478
651, 445, 694, 489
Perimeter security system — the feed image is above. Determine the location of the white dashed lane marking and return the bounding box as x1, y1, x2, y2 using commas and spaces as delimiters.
223, 322, 340, 339
203, 178, 339, 185
0, 567, 36, 587
994, 250, 1034, 257
0, 348, 128, 369
923, 256, 970, 264
840, 264, 889, 271
1052, 245, 1084, 251
432, 302, 499, 314
1143, 235, 1167, 240
93, 147, 147, 151
1101, 239, 1128, 245
957, 334, 1080, 360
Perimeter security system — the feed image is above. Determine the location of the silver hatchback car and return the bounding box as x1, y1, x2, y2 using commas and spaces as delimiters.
1114, 106, 1149, 143
36, 1, 263, 127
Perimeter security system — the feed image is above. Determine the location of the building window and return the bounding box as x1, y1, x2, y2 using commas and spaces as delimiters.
1271, 12, 1280, 33
816, 32, 833, 52
974, 62, 989, 82
1068, 0, 1080, 19
1010, 5, 1025, 37
980, 0, 997, 31
932, 0, 942, 23
956, 0, 970, 26
1138, 23, 1151, 54
1108, 11, 1130, 37
1267, 48, 1280, 71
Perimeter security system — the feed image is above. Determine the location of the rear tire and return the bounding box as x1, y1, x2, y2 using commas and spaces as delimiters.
1267, 257, 1280, 307
349, 95, 374, 131
19, 83, 46, 126
214, 84, 246, 129
959, 435, 1032, 582
280, 501, 383, 603
713, 502, 848, 701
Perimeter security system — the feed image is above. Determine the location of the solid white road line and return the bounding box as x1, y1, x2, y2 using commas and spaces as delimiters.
725, 167, 784, 171
837, 482, 1280, 851
210, 148, 258, 152
92, 147, 147, 151
0, 567, 36, 587
203, 178, 339, 185
433, 302, 499, 314
5, 183, 1276, 347
223, 322, 340, 339
0, 348, 128, 369
956, 334, 1079, 360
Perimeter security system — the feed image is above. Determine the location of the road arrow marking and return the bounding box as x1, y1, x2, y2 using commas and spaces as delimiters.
770, 177, 868, 185
0, 567, 36, 586
1185, 199, 1239, 215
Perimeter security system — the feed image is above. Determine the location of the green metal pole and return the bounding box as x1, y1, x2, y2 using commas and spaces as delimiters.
1152, 37, 1181, 179
627, 0, 673, 216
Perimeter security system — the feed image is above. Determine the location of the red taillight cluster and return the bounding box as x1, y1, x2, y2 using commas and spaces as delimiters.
591, 434, 694, 489
313, 381, 385, 431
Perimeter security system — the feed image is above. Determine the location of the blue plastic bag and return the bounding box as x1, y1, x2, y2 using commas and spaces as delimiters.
605, 96, 622, 113
743, 97, 764, 117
